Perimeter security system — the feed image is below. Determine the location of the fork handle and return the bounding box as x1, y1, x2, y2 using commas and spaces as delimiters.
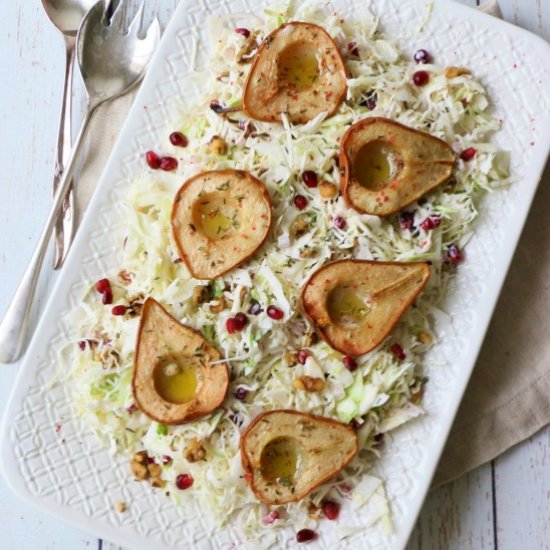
52, 36, 77, 270
0, 104, 98, 363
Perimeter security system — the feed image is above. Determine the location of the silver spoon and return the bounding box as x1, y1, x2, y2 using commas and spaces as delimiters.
41, 0, 96, 270
0, 0, 161, 363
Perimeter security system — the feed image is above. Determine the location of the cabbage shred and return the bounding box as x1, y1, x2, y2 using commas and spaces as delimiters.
63, 0, 508, 541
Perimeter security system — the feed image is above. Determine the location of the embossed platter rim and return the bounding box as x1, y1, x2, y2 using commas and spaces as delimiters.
1, 1, 550, 549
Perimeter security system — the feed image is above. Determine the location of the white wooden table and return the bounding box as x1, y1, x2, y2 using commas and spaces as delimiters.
1, 1, 549, 548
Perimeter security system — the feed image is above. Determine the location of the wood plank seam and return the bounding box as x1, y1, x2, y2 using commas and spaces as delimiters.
492, 461, 498, 549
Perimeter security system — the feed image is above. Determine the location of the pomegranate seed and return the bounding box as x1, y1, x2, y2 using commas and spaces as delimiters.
294, 194, 308, 210
413, 49, 431, 64
391, 343, 406, 360
159, 156, 178, 171
78, 340, 86, 351
400, 211, 415, 231
248, 301, 263, 315
162, 455, 172, 464
226, 318, 238, 334
235, 387, 249, 400
460, 147, 477, 161
373, 432, 385, 446
145, 150, 161, 169
343, 356, 357, 371
360, 90, 377, 110
234, 312, 248, 325
302, 170, 318, 188
446, 244, 463, 265
296, 529, 317, 543
96, 278, 111, 293
262, 511, 280, 525
235, 27, 251, 38
227, 313, 248, 333
145, 456, 155, 465
348, 41, 360, 57
267, 305, 284, 320
322, 500, 340, 520
169, 131, 188, 147
126, 404, 137, 414
339, 483, 352, 494
420, 216, 441, 231
102, 289, 113, 305
176, 473, 194, 490
210, 99, 223, 113
333, 216, 347, 230
112, 305, 127, 316
413, 70, 430, 86
297, 350, 310, 364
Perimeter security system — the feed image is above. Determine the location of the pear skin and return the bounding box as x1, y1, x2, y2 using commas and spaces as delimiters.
301, 259, 431, 356
241, 410, 358, 504
340, 117, 455, 216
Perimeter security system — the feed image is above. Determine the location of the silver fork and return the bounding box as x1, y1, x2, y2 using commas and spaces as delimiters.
0, 0, 161, 363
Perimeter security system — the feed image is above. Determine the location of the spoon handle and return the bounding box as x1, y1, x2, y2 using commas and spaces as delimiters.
52, 36, 77, 270
0, 105, 97, 363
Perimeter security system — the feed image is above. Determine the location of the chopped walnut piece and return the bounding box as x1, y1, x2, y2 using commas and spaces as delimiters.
417, 331, 432, 344
283, 352, 298, 366
130, 459, 149, 481
291, 216, 309, 239
127, 295, 144, 317
293, 375, 325, 392
216, 70, 230, 83
209, 296, 227, 313
100, 347, 120, 370
444, 66, 471, 79
184, 438, 207, 463
115, 501, 126, 513
304, 330, 319, 347
308, 502, 322, 520
237, 286, 248, 304
151, 478, 167, 489
207, 135, 227, 155
319, 180, 338, 199
193, 285, 212, 305
147, 463, 162, 478
133, 450, 148, 463
117, 270, 134, 285
299, 246, 315, 258
131, 451, 167, 486
236, 30, 259, 64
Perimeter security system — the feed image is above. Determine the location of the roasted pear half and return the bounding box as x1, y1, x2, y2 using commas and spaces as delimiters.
132, 298, 229, 424
340, 117, 455, 216
241, 410, 358, 504
171, 170, 272, 280
242, 22, 347, 124
301, 260, 431, 356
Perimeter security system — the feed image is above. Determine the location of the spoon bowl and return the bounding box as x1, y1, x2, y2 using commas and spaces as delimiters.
41, 0, 97, 35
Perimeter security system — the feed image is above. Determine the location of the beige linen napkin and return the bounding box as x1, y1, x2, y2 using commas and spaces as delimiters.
71, 1, 549, 487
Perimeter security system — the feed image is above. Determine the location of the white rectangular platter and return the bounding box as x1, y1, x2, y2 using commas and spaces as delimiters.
2, 1, 550, 549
